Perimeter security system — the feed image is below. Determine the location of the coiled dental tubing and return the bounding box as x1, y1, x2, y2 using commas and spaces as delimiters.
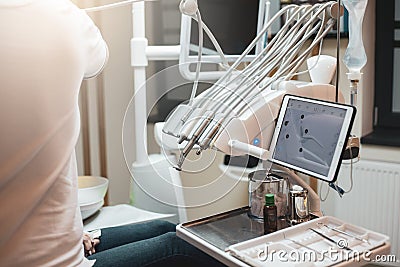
170, 2, 343, 170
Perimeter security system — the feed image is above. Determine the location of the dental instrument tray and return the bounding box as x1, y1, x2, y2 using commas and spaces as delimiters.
228, 216, 389, 266
177, 207, 317, 266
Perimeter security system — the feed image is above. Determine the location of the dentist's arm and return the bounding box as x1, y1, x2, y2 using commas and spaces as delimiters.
77, 8, 109, 79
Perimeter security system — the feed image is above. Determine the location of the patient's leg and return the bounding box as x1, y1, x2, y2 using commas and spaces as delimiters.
94, 220, 176, 252
88, 231, 226, 267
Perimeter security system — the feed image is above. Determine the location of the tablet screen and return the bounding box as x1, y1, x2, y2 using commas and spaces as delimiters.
269, 95, 356, 183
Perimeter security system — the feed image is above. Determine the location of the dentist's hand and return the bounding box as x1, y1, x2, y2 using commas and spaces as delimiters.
83, 233, 100, 257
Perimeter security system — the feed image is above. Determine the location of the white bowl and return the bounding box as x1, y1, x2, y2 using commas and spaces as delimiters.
78, 176, 109, 206
80, 199, 104, 220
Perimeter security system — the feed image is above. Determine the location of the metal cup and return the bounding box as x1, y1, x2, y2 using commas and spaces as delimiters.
288, 188, 309, 225
248, 169, 289, 220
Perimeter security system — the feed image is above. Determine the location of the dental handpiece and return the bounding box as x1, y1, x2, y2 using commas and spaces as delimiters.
175, 113, 215, 171
178, 108, 212, 144
198, 116, 224, 152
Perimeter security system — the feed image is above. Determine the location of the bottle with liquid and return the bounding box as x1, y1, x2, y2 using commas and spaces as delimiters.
263, 194, 277, 234
342, 0, 368, 75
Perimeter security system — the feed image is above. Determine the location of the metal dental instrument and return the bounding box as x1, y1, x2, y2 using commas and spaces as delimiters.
309, 228, 353, 251
317, 223, 370, 244
176, 112, 215, 170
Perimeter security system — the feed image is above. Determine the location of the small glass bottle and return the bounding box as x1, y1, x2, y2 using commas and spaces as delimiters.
263, 194, 277, 234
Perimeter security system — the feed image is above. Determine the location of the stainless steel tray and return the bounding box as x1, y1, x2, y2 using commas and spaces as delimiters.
178, 207, 289, 251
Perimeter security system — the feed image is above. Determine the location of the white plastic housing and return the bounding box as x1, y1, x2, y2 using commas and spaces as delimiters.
307, 55, 337, 84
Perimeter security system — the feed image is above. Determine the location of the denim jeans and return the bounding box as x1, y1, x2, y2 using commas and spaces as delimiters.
87, 220, 226, 267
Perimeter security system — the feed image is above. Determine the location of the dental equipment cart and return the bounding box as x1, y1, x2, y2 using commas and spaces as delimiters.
176, 207, 391, 267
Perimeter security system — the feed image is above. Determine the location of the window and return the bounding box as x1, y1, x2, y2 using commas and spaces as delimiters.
361, 0, 400, 147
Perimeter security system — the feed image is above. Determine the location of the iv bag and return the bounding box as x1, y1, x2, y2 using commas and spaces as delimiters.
342, 0, 368, 74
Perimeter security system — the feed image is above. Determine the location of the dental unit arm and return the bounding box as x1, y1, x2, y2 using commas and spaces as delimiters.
164, 2, 344, 159
159, 1, 347, 217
